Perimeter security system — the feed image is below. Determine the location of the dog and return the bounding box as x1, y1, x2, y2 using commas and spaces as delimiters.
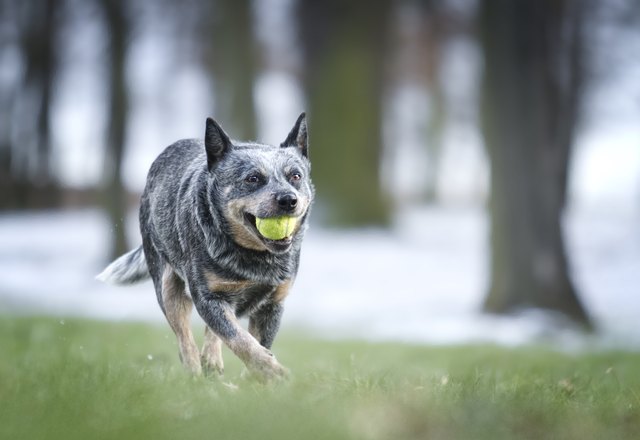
97, 113, 313, 381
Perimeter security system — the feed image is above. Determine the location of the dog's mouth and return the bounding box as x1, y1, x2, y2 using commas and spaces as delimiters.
243, 213, 298, 252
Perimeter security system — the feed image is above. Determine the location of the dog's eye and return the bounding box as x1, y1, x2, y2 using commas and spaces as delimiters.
246, 175, 261, 184
290, 173, 302, 182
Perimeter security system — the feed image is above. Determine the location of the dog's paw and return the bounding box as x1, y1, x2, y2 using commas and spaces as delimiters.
201, 352, 224, 377
179, 351, 203, 376
244, 364, 290, 384
245, 350, 291, 383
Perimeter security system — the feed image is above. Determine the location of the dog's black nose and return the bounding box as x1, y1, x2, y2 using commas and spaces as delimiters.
277, 193, 298, 212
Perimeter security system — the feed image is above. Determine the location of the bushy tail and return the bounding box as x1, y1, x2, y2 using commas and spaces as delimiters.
96, 245, 150, 285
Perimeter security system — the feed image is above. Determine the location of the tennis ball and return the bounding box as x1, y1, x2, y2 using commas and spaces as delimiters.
255, 216, 298, 240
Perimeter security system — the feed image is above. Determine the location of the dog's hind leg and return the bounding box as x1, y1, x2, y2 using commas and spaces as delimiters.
201, 326, 224, 376
162, 266, 202, 375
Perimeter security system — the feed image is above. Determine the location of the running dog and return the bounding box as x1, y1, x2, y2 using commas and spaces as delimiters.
97, 113, 313, 381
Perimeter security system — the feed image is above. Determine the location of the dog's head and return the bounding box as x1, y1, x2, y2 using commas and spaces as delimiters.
204, 113, 314, 254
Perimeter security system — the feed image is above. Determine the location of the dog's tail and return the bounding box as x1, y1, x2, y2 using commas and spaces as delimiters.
96, 245, 150, 285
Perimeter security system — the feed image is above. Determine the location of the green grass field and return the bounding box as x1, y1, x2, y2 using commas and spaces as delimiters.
1, 316, 639, 440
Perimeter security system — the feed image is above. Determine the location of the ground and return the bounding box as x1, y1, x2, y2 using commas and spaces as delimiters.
1, 316, 639, 440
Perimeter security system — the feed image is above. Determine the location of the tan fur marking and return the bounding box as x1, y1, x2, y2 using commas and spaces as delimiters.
273, 279, 294, 303
204, 270, 252, 293
225, 199, 268, 251
162, 265, 201, 375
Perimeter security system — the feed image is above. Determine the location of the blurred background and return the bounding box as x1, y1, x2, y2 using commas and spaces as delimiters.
0, 0, 639, 348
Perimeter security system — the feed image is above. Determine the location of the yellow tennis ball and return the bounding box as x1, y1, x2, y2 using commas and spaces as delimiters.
255, 216, 298, 240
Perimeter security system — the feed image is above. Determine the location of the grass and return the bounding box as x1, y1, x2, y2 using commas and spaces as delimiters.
0, 316, 639, 440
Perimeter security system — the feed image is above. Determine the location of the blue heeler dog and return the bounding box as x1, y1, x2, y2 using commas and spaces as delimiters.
97, 113, 313, 381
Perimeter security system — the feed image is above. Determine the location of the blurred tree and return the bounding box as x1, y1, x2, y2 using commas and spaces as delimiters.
0, 0, 61, 209
98, 0, 130, 260
0, 1, 18, 208
387, 0, 448, 203
421, 13, 446, 203
200, 0, 257, 140
479, 0, 591, 326
413, 0, 449, 202
297, 0, 392, 226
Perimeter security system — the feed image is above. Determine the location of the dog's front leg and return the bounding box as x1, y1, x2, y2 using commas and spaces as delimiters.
249, 279, 291, 348
248, 301, 284, 349
194, 292, 288, 381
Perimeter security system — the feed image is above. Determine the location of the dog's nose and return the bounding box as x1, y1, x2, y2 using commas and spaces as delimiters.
277, 193, 298, 212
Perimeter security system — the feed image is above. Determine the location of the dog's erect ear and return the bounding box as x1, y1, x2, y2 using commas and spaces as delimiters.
280, 112, 308, 158
205, 117, 231, 171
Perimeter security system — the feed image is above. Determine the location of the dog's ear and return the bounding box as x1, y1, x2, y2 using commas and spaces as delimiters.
205, 117, 231, 171
280, 112, 308, 158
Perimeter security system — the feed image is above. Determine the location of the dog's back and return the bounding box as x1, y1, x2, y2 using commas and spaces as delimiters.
145, 138, 204, 196
139, 138, 209, 284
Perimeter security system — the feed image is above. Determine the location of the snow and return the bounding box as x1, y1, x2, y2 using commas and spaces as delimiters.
0, 206, 638, 350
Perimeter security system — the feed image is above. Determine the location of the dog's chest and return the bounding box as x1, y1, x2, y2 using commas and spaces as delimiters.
230, 282, 277, 317
205, 272, 276, 317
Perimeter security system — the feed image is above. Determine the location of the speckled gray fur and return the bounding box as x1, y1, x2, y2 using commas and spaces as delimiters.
98, 113, 313, 380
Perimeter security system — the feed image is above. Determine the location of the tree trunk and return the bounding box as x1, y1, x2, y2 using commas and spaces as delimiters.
0, 0, 60, 209
100, 0, 130, 260
33, 0, 56, 186
298, 0, 392, 226
479, 0, 591, 326
204, 0, 257, 140
420, 3, 447, 203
